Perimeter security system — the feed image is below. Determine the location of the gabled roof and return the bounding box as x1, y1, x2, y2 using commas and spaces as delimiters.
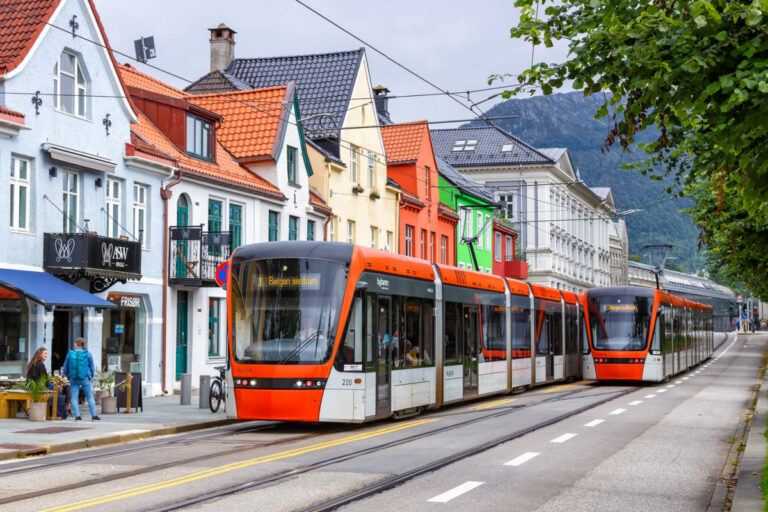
381, 121, 428, 164
536, 147, 567, 162
184, 69, 250, 95
188, 48, 365, 141
436, 155, 497, 205
0, 0, 59, 74
309, 190, 331, 215
189, 85, 292, 162
119, 63, 188, 99
431, 126, 553, 167
590, 187, 612, 201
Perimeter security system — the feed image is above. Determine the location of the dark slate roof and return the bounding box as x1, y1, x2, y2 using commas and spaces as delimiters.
185, 69, 250, 94
222, 48, 365, 144
430, 126, 553, 167
436, 155, 497, 205
306, 137, 344, 166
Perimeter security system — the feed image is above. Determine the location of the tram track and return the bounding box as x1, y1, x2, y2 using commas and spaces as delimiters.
144, 385, 638, 512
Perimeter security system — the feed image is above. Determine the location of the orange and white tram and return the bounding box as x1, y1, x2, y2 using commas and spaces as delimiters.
582, 286, 714, 382
225, 241, 586, 422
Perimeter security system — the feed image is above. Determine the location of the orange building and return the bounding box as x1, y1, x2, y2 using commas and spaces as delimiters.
381, 122, 458, 264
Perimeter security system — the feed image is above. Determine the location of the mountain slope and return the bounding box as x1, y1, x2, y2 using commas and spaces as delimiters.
466, 90, 704, 271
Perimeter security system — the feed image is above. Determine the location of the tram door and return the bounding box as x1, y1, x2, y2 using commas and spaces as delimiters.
463, 305, 479, 396
375, 296, 392, 416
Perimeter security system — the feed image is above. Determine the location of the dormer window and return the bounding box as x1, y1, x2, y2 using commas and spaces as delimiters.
186, 115, 212, 160
452, 139, 477, 152
54, 51, 87, 117
501, 143, 514, 152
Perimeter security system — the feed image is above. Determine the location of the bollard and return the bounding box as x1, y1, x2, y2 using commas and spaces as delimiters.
180, 373, 192, 405
199, 375, 211, 409
50, 377, 60, 421
122, 373, 134, 414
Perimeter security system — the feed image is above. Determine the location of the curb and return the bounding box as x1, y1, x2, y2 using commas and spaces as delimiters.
0, 417, 235, 461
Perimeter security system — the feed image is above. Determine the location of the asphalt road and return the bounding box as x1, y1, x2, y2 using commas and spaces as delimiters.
0, 333, 759, 512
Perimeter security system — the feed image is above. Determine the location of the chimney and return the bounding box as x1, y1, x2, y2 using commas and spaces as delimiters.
209, 23, 236, 72
372, 86, 391, 124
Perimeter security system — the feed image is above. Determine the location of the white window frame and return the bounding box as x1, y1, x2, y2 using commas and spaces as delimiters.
495, 232, 502, 262
505, 236, 513, 262
485, 214, 491, 251
10, 157, 30, 232
54, 51, 87, 117
367, 153, 375, 188
386, 231, 393, 252
477, 211, 483, 248
405, 225, 413, 256
106, 178, 121, 238
133, 183, 148, 248
424, 166, 430, 200
62, 170, 79, 233
329, 216, 336, 242
441, 235, 447, 264
347, 220, 355, 244
370, 226, 378, 249
350, 146, 359, 183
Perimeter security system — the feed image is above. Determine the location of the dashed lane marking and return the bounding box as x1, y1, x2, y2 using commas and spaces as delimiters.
683, 377, 690, 380
629, 400, 643, 406
644, 394, 656, 399
537, 380, 590, 394
675, 380, 683, 384
428, 481, 485, 503
471, 398, 517, 410
504, 452, 540, 466
609, 408, 626, 415
550, 433, 577, 443
657, 389, 667, 393
666, 385, 675, 388
584, 419, 604, 427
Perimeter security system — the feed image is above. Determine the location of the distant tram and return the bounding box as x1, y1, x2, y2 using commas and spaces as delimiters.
582, 286, 714, 382
225, 241, 586, 423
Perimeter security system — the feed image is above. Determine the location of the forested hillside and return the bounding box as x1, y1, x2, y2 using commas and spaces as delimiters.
466, 91, 704, 271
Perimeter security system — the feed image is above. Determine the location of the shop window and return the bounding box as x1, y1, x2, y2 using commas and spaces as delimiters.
54, 51, 87, 117
287, 146, 297, 184
0, 297, 28, 376
10, 157, 30, 232
208, 298, 222, 357
103, 294, 146, 375
106, 178, 121, 238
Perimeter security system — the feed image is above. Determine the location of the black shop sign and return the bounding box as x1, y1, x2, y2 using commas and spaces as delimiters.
44, 233, 142, 280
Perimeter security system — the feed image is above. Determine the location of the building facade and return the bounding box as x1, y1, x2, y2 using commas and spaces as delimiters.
431, 127, 615, 292
609, 219, 629, 286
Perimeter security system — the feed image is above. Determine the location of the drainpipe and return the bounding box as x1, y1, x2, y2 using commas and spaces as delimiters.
160, 169, 182, 394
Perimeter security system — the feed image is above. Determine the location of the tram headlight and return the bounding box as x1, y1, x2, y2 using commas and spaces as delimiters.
295, 380, 304, 387
249, 379, 257, 386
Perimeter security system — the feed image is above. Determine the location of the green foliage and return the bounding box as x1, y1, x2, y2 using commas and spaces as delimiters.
500, 0, 768, 299
13, 375, 49, 403
93, 369, 116, 397
665, 261, 686, 272
629, 254, 644, 263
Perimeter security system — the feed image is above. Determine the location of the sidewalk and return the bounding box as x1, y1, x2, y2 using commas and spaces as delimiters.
0, 394, 231, 461
732, 333, 768, 511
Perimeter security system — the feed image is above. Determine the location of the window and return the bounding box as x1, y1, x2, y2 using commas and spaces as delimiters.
430, 232, 435, 262
229, 204, 242, 250
289, 216, 299, 240
268, 211, 279, 241
9, 157, 30, 231
54, 51, 86, 117
133, 184, 147, 247
208, 298, 222, 357
386, 231, 393, 252
405, 225, 414, 256
208, 199, 223, 255
347, 220, 356, 244
485, 214, 492, 250
451, 139, 478, 152
441, 235, 448, 264
186, 115, 212, 160
287, 146, 297, 184
307, 220, 316, 241
495, 232, 502, 261
501, 143, 514, 152
367, 153, 375, 188
350, 145, 359, 183
62, 170, 79, 233
329, 216, 336, 242
477, 212, 484, 248
420, 229, 426, 259
424, 166, 430, 200
106, 178, 121, 238
506, 236, 513, 261
370, 226, 378, 249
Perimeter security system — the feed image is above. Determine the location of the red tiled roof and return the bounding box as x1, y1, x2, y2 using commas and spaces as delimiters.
309, 190, 331, 215
0, 0, 59, 74
0, 105, 25, 124
381, 121, 428, 164
127, 132, 177, 167
118, 63, 189, 99
190, 86, 290, 161
132, 112, 284, 199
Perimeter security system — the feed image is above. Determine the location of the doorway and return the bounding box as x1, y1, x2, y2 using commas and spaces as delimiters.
462, 305, 479, 396
52, 309, 71, 372
374, 295, 392, 416
175, 291, 189, 380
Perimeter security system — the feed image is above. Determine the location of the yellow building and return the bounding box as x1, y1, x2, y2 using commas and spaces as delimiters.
187, 36, 399, 249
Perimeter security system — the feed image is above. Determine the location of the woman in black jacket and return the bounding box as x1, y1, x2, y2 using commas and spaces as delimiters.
26, 348, 48, 382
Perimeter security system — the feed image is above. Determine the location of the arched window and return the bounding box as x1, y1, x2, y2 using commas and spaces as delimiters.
54, 51, 87, 117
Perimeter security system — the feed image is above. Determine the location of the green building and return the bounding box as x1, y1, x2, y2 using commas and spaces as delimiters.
436, 156, 498, 272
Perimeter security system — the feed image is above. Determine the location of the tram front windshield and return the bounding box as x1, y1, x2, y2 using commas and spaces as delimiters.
230, 258, 347, 364
589, 295, 651, 351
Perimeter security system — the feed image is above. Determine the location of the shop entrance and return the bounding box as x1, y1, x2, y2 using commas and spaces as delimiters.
175, 291, 189, 380
52, 309, 71, 373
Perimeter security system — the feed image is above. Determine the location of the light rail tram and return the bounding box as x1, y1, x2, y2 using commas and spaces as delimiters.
225, 242, 585, 422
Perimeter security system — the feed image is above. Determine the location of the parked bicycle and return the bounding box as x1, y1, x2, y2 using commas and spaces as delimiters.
209, 366, 226, 413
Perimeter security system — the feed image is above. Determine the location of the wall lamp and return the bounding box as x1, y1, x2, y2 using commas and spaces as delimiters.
49, 166, 57, 178
95, 178, 103, 188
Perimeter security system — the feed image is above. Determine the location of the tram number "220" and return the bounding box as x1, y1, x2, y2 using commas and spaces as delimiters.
341, 378, 355, 387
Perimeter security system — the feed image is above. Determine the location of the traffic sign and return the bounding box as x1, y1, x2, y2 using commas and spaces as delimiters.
741, 312, 748, 319
737, 294, 743, 301
215, 261, 229, 288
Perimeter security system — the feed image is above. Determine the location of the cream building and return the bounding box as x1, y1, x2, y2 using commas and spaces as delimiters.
609, 219, 629, 286
187, 34, 399, 250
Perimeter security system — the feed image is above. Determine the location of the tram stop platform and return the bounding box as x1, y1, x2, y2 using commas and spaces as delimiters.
0, 394, 230, 461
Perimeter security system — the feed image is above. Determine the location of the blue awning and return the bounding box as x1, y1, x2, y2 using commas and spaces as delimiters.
0, 269, 116, 309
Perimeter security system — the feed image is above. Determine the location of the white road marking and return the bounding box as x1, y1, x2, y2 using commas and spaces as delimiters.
629, 400, 643, 406
504, 452, 540, 466
609, 408, 626, 415
428, 481, 485, 503
657, 389, 667, 393
666, 385, 675, 388
644, 394, 657, 399
551, 433, 577, 443
682, 377, 690, 380
584, 419, 604, 427
675, 380, 683, 384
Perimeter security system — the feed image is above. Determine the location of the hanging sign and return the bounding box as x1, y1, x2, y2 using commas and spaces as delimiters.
215, 261, 229, 288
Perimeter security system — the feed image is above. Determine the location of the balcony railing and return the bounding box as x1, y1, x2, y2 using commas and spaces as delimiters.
168, 225, 231, 287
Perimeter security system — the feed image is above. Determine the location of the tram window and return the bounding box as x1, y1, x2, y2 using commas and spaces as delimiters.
581, 311, 590, 355
664, 306, 673, 354
339, 296, 364, 366
550, 305, 563, 356
650, 308, 662, 354
365, 294, 375, 370
378, 297, 392, 363
463, 305, 480, 364
536, 312, 549, 355
511, 306, 530, 359
391, 296, 404, 365
445, 302, 461, 364
404, 299, 422, 367
481, 304, 506, 361
565, 305, 578, 354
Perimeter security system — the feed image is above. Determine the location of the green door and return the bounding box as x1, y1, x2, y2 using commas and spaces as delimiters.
176, 290, 188, 380
176, 196, 189, 278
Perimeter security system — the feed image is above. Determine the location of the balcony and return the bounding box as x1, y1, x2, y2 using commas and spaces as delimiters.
168, 226, 231, 287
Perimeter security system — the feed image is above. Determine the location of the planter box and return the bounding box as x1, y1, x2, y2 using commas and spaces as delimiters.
101, 396, 117, 414
28, 402, 46, 422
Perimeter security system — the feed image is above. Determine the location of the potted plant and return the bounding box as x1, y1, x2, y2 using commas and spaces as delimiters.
95, 370, 117, 414
369, 188, 381, 200
13, 375, 49, 421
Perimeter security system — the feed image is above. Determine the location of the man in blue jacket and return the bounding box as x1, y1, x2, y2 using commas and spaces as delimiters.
62, 337, 101, 421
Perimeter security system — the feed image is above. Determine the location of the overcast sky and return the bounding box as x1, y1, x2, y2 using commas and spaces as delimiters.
93, 0, 570, 126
